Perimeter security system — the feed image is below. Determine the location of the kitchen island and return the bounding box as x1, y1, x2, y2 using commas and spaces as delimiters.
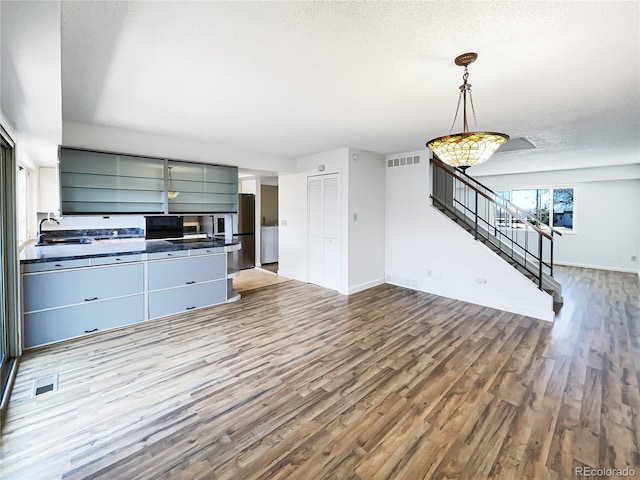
20, 237, 242, 348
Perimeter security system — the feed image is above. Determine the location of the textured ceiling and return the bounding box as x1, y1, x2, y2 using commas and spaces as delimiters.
60, 1, 639, 174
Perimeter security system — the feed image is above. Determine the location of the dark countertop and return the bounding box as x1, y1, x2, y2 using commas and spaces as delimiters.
20, 237, 241, 264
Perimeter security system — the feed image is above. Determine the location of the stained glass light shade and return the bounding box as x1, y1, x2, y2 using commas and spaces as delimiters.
427, 131, 509, 170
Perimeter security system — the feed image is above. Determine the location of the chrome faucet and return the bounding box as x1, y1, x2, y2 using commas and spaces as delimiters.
37, 217, 60, 244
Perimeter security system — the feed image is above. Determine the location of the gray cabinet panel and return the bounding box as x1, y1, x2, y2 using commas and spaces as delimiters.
61, 172, 165, 192
24, 295, 144, 348
90, 254, 145, 266
60, 149, 164, 178
22, 258, 91, 273
148, 280, 226, 319
205, 164, 238, 184
60, 148, 238, 214
60, 148, 166, 214
147, 250, 188, 260
148, 255, 225, 291
23, 263, 144, 312
168, 160, 238, 214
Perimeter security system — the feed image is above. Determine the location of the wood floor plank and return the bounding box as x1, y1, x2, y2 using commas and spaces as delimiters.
1, 266, 639, 479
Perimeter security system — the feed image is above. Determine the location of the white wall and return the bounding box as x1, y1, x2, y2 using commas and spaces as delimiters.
279, 147, 386, 294
347, 148, 385, 293
385, 149, 554, 322
1, 1, 62, 238
63, 121, 297, 174
476, 168, 640, 273
278, 171, 309, 282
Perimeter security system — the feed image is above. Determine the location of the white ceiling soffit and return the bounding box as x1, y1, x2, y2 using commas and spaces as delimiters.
1, 1, 62, 166
61, 1, 639, 174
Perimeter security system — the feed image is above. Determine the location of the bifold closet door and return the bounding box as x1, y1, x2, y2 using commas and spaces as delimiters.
307, 173, 341, 291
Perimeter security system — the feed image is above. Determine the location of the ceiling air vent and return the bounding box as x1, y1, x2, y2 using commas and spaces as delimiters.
496, 137, 536, 153
387, 155, 420, 168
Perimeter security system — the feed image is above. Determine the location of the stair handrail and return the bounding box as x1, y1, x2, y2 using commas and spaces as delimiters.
432, 157, 563, 237
431, 158, 560, 240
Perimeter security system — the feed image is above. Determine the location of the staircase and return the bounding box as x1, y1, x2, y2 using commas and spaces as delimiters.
430, 157, 563, 305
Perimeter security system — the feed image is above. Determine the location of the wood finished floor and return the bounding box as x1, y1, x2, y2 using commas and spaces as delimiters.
1, 266, 638, 479
233, 267, 289, 293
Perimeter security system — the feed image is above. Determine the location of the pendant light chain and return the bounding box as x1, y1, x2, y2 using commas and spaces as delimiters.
449, 91, 463, 134
468, 89, 479, 131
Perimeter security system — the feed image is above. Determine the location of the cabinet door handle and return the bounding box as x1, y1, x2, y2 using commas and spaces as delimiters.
186, 281, 196, 285
185, 306, 196, 310
84, 297, 98, 302
167, 253, 173, 257
84, 328, 98, 333
55, 264, 62, 267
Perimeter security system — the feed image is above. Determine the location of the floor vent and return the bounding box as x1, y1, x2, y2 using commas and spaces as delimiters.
32, 374, 59, 398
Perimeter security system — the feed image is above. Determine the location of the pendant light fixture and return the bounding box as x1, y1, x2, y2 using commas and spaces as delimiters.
426, 52, 509, 172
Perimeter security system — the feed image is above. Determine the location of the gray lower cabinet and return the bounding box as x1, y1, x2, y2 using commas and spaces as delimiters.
22, 251, 229, 348
147, 252, 227, 319
23, 263, 144, 312
148, 254, 225, 290
24, 295, 144, 348
148, 280, 226, 319
23, 262, 145, 348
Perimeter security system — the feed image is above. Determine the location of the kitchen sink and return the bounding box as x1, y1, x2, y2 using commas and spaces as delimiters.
36, 237, 93, 246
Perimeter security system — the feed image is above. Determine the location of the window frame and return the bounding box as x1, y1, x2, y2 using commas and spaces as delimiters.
494, 186, 575, 233
16, 164, 31, 246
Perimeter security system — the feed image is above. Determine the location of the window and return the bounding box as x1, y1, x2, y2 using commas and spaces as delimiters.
496, 187, 574, 231
17, 165, 30, 244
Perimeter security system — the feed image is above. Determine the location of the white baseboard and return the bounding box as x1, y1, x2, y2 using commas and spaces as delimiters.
347, 278, 386, 295
555, 261, 638, 274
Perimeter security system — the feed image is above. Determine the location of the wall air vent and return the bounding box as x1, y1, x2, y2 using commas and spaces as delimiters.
32, 373, 59, 398
387, 155, 420, 168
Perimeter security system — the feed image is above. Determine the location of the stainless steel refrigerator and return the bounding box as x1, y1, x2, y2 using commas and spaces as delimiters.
234, 194, 255, 270
212, 194, 255, 269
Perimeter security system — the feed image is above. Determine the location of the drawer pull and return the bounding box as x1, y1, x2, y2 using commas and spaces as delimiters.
55, 264, 62, 267
185, 306, 196, 310
186, 281, 196, 285
84, 297, 98, 302
84, 328, 98, 333
167, 253, 173, 257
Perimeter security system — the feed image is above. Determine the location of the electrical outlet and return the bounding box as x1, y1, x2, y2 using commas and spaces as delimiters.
426, 270, 432, 278
353, 213, 358, 221
632, 255, 638, 262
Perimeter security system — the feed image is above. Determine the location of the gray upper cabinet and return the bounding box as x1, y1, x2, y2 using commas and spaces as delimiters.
168, 160, 238, 214
60, 148, 166, 214
59, 147, 239, 215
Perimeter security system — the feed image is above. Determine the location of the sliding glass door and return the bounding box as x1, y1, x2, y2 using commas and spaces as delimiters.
0, 134, 17, 403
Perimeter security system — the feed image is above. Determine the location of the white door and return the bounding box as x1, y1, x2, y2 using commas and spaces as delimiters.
307, 173, 341, 291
